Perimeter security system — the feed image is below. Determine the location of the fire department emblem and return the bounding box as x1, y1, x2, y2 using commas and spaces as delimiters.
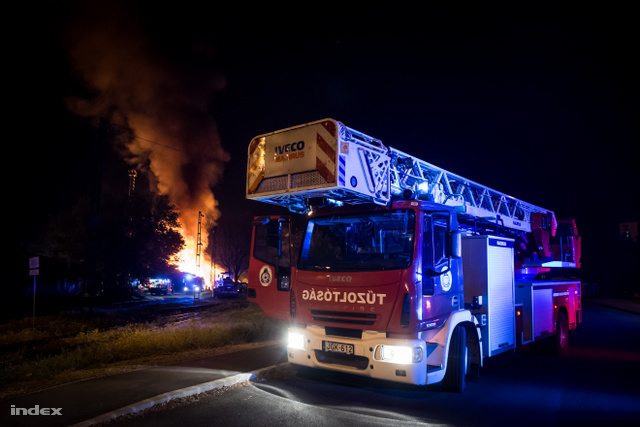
440, 270, 452, 292
259, 265, 273, 287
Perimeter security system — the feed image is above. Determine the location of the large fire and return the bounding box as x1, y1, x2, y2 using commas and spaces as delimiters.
172, 213, 226, 290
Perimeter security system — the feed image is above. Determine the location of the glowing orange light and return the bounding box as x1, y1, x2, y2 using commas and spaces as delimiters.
171, 223, 225, 290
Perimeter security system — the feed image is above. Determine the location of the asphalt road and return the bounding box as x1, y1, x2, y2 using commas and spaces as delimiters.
103, 302, 640, 427
1, 341, 286, 427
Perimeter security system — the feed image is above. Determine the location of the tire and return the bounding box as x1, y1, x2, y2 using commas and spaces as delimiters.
443, 326, 467, 392
554, 312, 569, 356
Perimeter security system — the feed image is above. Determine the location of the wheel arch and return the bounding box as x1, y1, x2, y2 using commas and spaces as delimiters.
440, 310, 483, 376
556, 304, 569, 329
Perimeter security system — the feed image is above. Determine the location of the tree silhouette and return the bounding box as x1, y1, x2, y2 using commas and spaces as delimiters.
208, 213, 252, 282
45, 186, 184, 293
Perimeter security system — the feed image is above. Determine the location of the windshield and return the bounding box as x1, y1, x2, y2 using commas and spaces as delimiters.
298, 210, 415, 272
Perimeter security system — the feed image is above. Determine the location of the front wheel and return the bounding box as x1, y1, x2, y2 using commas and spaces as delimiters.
442, 326, 467, 392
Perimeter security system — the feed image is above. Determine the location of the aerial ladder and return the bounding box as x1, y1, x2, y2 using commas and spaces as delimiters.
249, 119, 551, 227
247, 118, 579, 268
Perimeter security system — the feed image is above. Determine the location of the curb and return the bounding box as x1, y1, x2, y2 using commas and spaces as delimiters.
70, 363, 287, 427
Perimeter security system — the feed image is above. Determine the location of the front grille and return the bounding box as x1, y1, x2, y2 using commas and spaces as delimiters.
314, 350, 369, 370
311, 310, 377, 326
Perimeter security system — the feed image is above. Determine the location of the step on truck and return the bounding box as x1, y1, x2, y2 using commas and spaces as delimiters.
245, 119, 582, 392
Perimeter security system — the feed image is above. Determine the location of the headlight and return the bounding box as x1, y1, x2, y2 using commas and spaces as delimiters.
194, 286, 200, 292
288, 332, 306, 350
380, 345, 423, 364
183, 286, 188, 291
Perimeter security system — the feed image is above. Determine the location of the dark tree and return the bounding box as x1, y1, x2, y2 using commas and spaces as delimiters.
209, 213, 252, 282
45, 187, 184, 293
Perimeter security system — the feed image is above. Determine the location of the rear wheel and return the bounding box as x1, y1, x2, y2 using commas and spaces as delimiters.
554, 312, 569, 355
443, 326, 467, 392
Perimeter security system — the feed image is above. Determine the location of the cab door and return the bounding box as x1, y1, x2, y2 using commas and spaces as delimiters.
422, 211, 463, 320
247, 216, 293, 320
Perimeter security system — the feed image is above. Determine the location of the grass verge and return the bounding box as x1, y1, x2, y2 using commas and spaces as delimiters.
0, 302, 287, 398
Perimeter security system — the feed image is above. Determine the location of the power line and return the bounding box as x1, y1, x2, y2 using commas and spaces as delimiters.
133, 135, 186, 153
108, 121, 187, 153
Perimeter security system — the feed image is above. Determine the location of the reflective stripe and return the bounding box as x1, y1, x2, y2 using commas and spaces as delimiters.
316, 132, 336, 183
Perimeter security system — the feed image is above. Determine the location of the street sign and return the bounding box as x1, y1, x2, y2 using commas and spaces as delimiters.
29, 256, 39, 327
29, 257, 40, 276
29, 256, 39, 269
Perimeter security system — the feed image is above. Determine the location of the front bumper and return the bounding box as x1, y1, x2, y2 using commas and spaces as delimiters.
287, 325, 430, 386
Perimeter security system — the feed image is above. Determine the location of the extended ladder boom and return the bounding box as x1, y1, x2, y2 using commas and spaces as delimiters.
388, 147, 555, 233
247, 118, 555, 234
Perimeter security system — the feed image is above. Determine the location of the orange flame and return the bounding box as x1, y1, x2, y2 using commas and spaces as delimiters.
172, 213, 225, 290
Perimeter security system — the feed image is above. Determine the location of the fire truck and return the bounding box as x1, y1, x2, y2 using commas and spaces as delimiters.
246, 119, 581, 392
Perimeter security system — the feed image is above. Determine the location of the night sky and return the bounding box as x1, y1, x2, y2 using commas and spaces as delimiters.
10, 3, 638, 283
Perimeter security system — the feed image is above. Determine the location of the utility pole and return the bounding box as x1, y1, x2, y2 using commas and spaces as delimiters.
210, 241, 216, 296
196, 211, 204, 274
126, 169, 137, 239
126, 169, 137, 288
194, 211, 205, 301
128, 170, 137, 199
85, 117, 110, 313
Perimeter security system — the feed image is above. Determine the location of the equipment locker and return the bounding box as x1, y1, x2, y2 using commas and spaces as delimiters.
462, 235, 516, 358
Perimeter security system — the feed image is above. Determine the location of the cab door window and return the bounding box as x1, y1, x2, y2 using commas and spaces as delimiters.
423, 213, 449, 295
432, 214, 448, 268
253, 220, 290, 268
253, 219, 291, 291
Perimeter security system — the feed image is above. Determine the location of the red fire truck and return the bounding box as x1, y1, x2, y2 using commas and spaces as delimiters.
246, 119, 581, 392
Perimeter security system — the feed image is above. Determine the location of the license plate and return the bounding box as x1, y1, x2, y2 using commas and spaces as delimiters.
323, 340, 354, 355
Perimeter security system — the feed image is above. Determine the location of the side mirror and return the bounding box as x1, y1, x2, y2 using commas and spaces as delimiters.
252, 216, 271, 226
426, 267, 448, 277
449, 230, 462, 259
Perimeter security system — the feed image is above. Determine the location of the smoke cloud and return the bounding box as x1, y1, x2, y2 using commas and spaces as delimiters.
62, 1, 229, 244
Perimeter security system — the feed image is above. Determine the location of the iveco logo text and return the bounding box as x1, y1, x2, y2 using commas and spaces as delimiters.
328, 275, 352, 283
274, 140, 305, 154
301, 289, 387, 305
11, 405, 63, 416
274, 141, 305, 162
496, 241, 507, 246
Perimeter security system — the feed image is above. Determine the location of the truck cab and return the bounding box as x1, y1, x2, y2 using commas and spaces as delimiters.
248, 199, 479, 390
